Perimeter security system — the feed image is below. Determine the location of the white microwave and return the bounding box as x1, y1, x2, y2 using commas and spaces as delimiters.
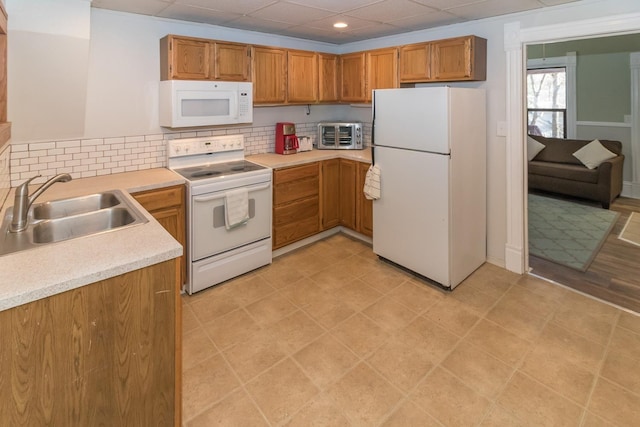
159, 80, 253, 128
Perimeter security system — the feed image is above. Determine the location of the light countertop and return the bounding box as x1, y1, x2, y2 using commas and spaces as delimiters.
0, 149, 372, 311
0, 168, 185, 312
248, 147, 372, 168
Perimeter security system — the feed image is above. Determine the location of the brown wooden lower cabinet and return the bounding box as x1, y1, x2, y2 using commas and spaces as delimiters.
357, 161, 373, 237
321, 158, 340, 229
0, 259, 181, 426
339, 159, 357, 229
273, 162, 320, 249
132, 185, 186, 288
273, 159, 373, 249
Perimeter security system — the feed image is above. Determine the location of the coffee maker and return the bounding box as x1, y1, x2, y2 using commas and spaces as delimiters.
275, 122, 299, 155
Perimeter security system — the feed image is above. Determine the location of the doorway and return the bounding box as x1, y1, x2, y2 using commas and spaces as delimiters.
502, 12, 640, 313
525, 35, 640, 312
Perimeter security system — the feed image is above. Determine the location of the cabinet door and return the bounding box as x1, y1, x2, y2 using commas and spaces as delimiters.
321, 158, 340, 229
357, 162, 373, 237
340, 52, 367, 103
133, 185, 186, 288
339, 159, 357, 229
399, 42, 431, 83
252, 46, 287, 104
366, 47, 398, 102
431, 36, 487, 82
164, 35, 212, 80
214, 42, 250, 81
287, 50, 318, 103
318, 53, 339, 103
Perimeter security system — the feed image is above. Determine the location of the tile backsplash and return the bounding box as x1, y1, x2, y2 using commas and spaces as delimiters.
9, 121, 371, 187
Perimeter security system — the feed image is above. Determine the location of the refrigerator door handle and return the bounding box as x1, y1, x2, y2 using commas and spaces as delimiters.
371, 90, 376, 165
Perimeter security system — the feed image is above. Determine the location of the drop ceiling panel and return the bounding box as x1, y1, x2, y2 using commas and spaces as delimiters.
91, 0, 585, 44
287, 0, 384, 14
173, 0, 278, 15
447, 0, 546, 20
388, 11, 464, 31
346, 0, 437, 23
158, 4, 241, 25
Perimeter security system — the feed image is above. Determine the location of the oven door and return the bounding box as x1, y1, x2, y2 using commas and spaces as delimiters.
191, 181, 271, 261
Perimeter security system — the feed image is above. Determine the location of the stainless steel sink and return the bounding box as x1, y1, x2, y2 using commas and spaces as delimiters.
0, 190, 148, 256
32, 207, 139, 244
33, 192, 121, 219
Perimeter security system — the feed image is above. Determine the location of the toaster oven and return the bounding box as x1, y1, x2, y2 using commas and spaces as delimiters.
317, 122, 364, 150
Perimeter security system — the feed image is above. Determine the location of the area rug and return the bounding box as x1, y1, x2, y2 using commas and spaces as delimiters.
528, 194, 619, 271
618, 212, 640, 248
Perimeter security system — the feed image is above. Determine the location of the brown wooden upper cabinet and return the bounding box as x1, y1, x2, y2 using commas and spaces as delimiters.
365, 47, 399, 101
340, 52, 367, 103
287, 49, 318, 103
399, 35, 486, 83
252, 46, 287, 104
318, 53, 340, 103
160, 35, 250, 81
431, 35, 486, 82
214, 41, 251, 81
399, 42, 432, 83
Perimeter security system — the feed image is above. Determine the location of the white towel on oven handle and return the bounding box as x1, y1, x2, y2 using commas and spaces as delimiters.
225, 188, 249, 230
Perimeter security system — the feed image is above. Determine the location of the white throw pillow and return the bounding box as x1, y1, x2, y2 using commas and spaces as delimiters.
527, 136, 545, 161
572, 139, 617, 169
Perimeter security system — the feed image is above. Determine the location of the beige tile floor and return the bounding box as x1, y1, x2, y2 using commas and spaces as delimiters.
181, 233, 640, 426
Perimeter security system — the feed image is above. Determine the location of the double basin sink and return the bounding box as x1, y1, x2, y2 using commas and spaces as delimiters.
0, 190, 148, 256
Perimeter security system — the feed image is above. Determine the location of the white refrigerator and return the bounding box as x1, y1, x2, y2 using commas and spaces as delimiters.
372, 87, 486, 289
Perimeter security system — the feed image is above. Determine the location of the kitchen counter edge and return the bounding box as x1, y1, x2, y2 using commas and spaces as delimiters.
247, 147, 372, 169
0, 168, 185, 312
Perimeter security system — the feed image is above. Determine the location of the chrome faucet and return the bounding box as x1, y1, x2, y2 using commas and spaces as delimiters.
10, 173, 72, 232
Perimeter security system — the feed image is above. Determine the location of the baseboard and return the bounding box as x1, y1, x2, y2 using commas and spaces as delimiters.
621, 181, 640, 199
272, 227, 373, 258
485, 256, 506, 269
505, 244, 525, 274
272, 228, 341, 258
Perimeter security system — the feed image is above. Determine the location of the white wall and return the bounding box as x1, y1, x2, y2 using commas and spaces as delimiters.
7, 0, 91, 141
6, 0, 640, 267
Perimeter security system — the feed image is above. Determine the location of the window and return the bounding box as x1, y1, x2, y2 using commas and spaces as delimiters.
527, 67, 567, 138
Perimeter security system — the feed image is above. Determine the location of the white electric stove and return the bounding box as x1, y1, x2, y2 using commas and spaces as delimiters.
168, 134, 272, 294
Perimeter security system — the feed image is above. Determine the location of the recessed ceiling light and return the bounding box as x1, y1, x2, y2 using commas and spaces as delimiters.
333, 22, 348, 29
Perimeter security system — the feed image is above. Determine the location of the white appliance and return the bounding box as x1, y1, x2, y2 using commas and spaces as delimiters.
372, 87, 486, 290
167, 135, 272, 294
159, 80, 253, 128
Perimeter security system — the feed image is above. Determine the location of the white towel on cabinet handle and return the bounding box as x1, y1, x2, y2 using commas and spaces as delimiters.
363, 164, 381, 200
225, 188, 249, 230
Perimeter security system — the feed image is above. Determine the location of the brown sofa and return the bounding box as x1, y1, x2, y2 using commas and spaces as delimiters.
528, 135, 624, 209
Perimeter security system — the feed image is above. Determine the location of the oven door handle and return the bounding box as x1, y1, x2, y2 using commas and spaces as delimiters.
193, 182, 271, 203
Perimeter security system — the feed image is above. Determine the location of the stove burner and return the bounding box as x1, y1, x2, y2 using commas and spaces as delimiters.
192, 170, 221, 178
172, 159, 268, 182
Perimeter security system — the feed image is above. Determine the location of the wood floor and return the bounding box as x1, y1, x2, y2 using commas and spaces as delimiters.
529, 195, 640, 313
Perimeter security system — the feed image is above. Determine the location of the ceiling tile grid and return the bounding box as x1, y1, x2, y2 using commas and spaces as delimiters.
91, 0, 584, 44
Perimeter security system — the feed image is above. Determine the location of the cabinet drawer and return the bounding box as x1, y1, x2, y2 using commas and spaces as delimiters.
274, 196, 319, 227
133, 185, 184, 212
274, 163, 319, 186
274, 177, 318, 206
273, 196, 319, 248
274, 216, 320, 248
